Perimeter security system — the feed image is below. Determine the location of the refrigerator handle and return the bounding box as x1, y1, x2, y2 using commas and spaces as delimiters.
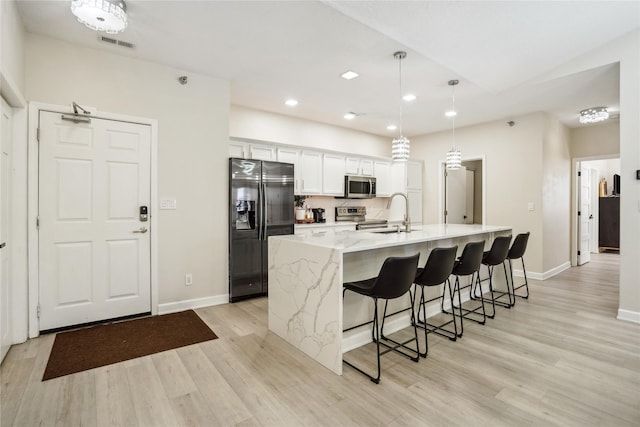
262, 183, 268, 240
257, 181, 263, 240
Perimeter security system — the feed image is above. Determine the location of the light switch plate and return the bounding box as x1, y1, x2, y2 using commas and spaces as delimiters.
527, 202, 535, 211
160, 198, 177, 210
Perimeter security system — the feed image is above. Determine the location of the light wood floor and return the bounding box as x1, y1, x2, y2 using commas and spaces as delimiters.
2, 253, 639, 426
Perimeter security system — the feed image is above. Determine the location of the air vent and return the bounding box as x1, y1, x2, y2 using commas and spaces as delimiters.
98, 35, 135, 49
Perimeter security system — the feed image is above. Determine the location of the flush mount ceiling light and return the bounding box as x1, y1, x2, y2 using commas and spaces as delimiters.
341, 71, 359, 80
344, 112, 356, 120
285, 99, 298, 107
70, 0, 128, 34
391, 51, 410, 162
403, 94, 417, 102
446, 79, 462, 170
579, 106, 609, 124
387, 124, 397, 131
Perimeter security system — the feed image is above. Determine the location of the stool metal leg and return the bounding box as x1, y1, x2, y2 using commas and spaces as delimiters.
509, 257, 529, 299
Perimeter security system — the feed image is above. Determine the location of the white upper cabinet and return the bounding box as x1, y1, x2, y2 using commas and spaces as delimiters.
277, 147, 301, 194
374, 160, 392, 196
229, 142, 245, 158
346, 157, 374, 176
323, 153, 346, 195
249, 143, 276, 161
299, 151, 323, 194
406, 160, 423, 190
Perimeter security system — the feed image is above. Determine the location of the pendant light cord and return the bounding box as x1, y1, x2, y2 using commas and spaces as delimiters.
398, 55, 403, 137
451, 82, 455, 149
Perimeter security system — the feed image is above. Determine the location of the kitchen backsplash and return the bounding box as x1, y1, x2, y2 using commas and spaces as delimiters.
301, 196, 391, 222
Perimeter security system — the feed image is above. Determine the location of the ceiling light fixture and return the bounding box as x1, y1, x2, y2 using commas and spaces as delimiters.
391, 51, 410, 162
341, 71, 359, 80
70, 0, 128, 34
579, 106, 609, 124
285, 99, 298, 107
344, 112, 356, 120
403, 94, 417, 102
446, 79, 462, 170
387, 124, 397, 131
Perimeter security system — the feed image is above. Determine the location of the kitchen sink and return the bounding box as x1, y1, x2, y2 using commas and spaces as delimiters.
372, 229, 407, 234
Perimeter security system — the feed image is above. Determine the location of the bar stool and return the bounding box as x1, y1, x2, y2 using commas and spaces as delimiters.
507, 232, 530, 299
342, 253, 420, 384
475, 235, 512, 317
413, 246, 459, 357
448, 241, 486, 336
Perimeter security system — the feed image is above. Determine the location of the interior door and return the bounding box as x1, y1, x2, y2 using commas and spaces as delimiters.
445, 166, 467, 224
465, 170, 474, 224
38, 111, 151, 331
578, 167, 592, 265
1, 97, 12, 361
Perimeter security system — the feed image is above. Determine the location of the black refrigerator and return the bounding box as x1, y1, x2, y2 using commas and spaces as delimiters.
229, 158, 294, 302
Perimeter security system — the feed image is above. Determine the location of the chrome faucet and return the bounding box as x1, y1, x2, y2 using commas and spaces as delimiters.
386, 192, 411, 232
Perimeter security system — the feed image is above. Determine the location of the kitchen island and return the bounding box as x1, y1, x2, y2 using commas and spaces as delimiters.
268, 224, 512, 375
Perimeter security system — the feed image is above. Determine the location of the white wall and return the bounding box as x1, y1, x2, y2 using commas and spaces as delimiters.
25, 34, 230, 309
1, 0, 26, 93
539, 29, 640, 321
582, 158, 620, 195
411, 112, 547, 275
542, 115, 571, 272
570, 120, 620, 159
230, 105, 389, 158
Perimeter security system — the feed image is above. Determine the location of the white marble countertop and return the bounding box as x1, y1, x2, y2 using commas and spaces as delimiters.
294, 221, 357, 229
273, 223, 512, 253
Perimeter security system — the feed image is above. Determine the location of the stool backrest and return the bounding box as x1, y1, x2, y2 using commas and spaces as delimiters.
415, 246, 458, 287
508, 232, 530, 260
373, 253, 420, 300
453, 241, 485, 276
483, 235, 512, 266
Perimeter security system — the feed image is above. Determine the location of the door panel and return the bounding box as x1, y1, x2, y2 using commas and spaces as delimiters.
445, 166, 467, 224
38, 111, 151, 330
578, 168, 592, 265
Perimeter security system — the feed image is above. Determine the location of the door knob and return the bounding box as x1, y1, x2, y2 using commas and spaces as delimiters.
589, 215, 593, 219
0, 242, 5, 249
133, 227, 148, 234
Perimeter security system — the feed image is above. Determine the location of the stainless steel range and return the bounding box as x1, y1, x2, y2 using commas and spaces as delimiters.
335, 206, 388, 230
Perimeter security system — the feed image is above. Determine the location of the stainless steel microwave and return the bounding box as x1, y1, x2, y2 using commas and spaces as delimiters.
344, 175, 376, 198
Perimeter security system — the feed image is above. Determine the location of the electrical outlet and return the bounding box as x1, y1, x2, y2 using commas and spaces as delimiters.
185, 273, 193, 286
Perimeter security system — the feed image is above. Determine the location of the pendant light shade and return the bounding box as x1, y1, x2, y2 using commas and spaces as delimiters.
71, 0, 128, 34
391, 51, 410, 162
446, 79, 462, 170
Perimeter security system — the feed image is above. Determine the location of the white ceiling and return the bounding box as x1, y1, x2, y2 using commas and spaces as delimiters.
15, 1, 640, 137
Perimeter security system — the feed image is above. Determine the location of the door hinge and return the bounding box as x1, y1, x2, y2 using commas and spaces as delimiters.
578, 171, 581, 177
36, 216, 40, 229
37, 304, 41, 318
36, 127, 40, 142
577, 211, 581, 216
578, 251, 581, 256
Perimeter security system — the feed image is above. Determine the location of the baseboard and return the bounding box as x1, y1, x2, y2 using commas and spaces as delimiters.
512, 261, 570, 281
617, 309, 640, 324
158, 294, 228, 315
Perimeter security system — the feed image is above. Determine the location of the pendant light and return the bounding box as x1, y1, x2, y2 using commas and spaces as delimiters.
445, 79, 462, 170
70, 0, 128, 34
391, 51, 410, 162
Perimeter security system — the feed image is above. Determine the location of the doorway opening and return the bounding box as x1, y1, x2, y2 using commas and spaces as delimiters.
572, 157, 620, 267
440, 157, 485, 225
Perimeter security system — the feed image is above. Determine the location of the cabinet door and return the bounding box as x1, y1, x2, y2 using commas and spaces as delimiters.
407, 190, 423, 225
345, 157, 360, 175
374, 160, 392, 196
406, 160, 423, 189
360, 159, 374, 176
323, 154, 346, 195
299, 151, 322, 194
277, 148, 300, 194
229, 142, 245, 158
249, 144, 276, 161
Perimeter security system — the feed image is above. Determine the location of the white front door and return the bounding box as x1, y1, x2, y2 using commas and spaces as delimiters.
1, 97, 12, 361
578, 167, 592, 265
38, 111, 151, 331
445, 166, 468, 224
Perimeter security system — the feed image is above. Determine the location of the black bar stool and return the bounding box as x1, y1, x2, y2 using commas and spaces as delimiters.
507, 232, 530, 299
342, 253, 420, 384
413, 246, 459, 357
448, 241, 486, 336
475, 235, 512, 316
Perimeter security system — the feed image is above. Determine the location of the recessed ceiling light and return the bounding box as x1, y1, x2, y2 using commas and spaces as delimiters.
285, 99, 298, 107
403, 94, 417, 102
341, 71, 359, 80
387, 124, 397, 131
344, 112, 356, 120
445, 110, 457, 117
